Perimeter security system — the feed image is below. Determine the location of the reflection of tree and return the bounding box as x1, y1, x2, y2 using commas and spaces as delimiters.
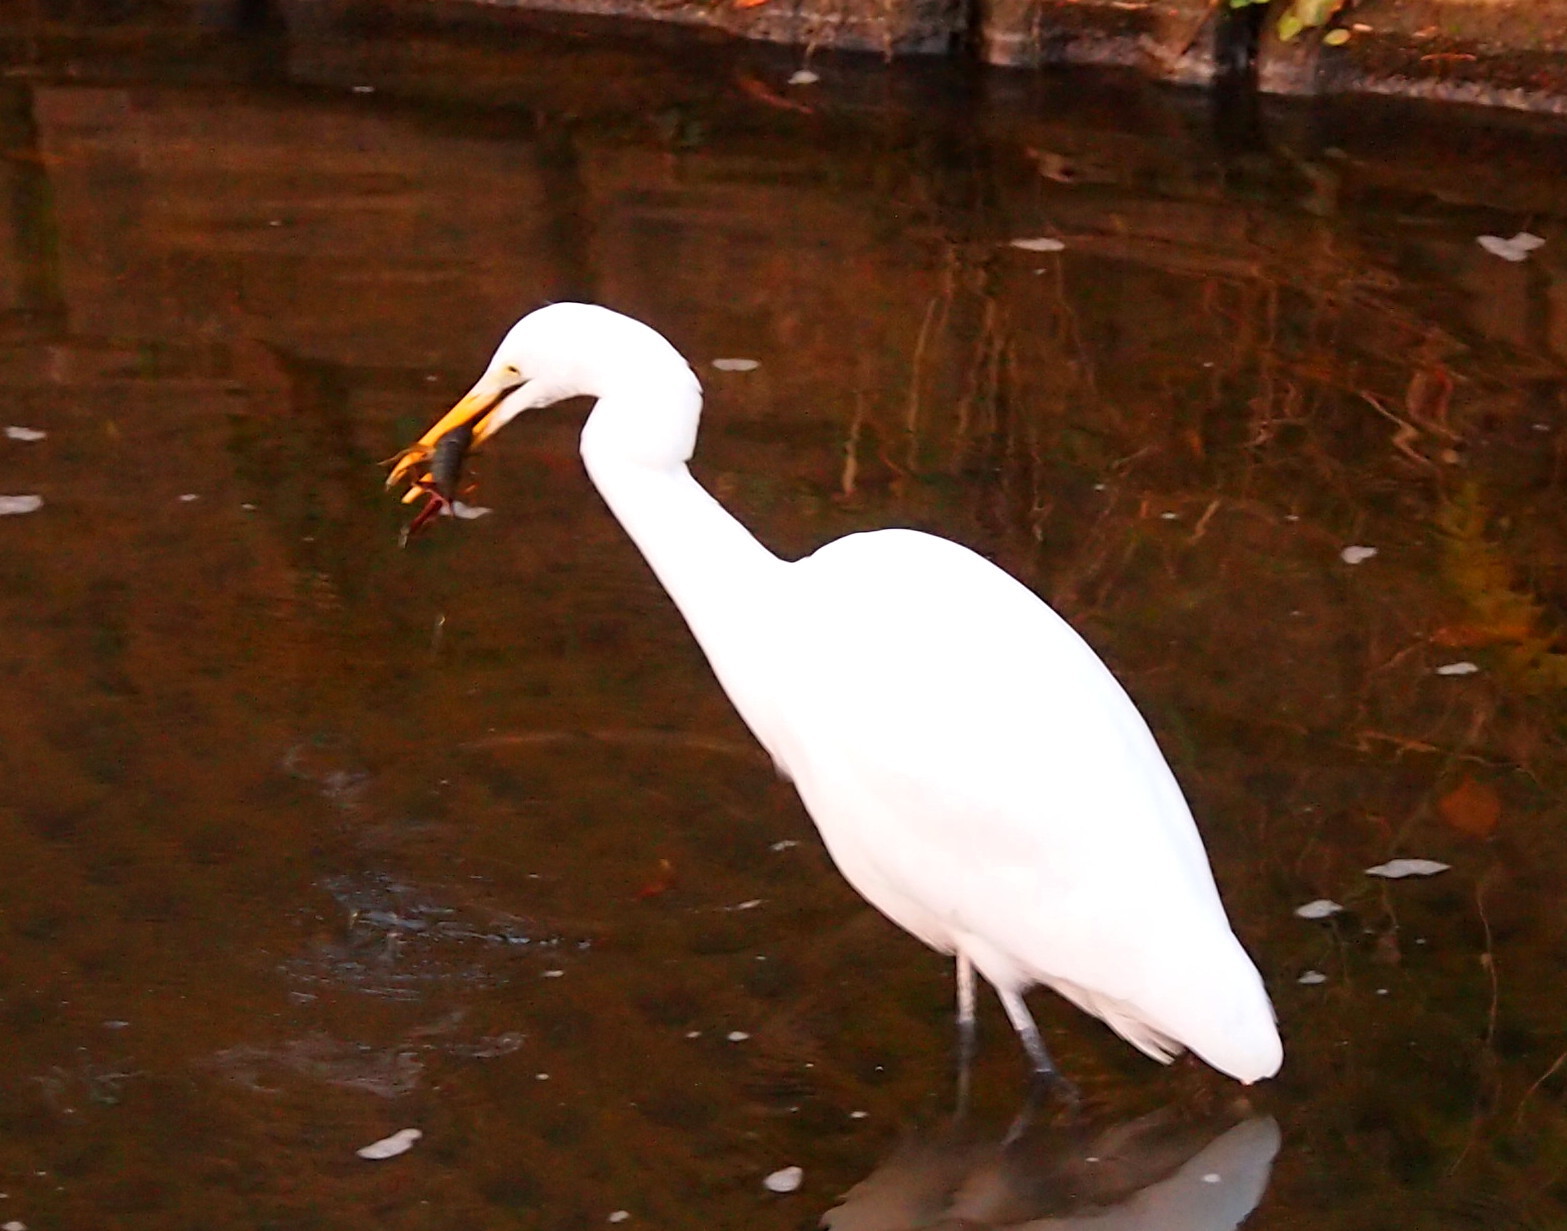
0, 80, 65, 324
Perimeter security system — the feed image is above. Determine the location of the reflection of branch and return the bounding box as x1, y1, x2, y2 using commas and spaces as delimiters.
840, 389, 865, 499
1478, 870, 1499, 1054
1515, 1049, 1567, 1125
1186, 498, 1220, 544
1360, 391, 1440, 469
464, 728, 771, 766
1450, 867, 1502, 1175
904, 295, 939, 470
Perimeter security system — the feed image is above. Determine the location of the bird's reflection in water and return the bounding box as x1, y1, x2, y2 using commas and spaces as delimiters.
824, 1107, 1280, 1231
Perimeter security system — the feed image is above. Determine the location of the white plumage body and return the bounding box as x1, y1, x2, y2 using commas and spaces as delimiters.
400, 303, 1282, 1084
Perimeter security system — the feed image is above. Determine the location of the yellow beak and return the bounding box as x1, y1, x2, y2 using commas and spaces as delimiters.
385, 375, 518, 495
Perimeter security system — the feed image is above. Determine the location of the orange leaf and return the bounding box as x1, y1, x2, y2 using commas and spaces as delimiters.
735, 72, 814, 114
1438, 777, 1500, 839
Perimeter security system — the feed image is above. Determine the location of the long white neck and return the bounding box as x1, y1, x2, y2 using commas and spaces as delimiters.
578, 393, 784, 679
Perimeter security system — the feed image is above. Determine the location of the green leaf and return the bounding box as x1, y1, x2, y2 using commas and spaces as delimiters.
1323, 27, 1350, 45
1286, 0, 1348, 28
1278, 12, 1304, 40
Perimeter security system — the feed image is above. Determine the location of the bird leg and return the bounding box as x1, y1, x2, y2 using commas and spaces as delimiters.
996, 985, 1080, 1106
995, 985, 1055, 1077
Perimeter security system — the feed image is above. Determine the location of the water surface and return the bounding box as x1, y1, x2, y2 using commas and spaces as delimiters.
3, 6, 1567, 1229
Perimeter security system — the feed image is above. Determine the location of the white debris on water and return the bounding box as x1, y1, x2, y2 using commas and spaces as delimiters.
788, 69, 820, 85
1298, 970, 1328, 985
1477, 232, 1545, 262
1009, 237, 1066, 252
608, 1212, 630, 1224
726, 1031, 750, 1042
0, 495, 42, 515
764, 1166, 803, 1193
1294, 899, 1343, 919
1340, 545, 1377, 564
452, 502, 492, 519
712, 358, 760, 372
1435, 661, 1480, 676
4, 426, 45, 441
356, 1127, 422, 1160
770, 840, 799, 852
1366, 858, 1451, 879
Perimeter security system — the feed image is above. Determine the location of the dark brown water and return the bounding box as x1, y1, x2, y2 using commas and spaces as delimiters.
3, 4, 1567, 1228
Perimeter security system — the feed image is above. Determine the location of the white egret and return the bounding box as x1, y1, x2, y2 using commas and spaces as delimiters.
388, 304, 1282, 1085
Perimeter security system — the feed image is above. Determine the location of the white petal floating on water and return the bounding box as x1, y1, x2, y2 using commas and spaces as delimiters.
1294, 899, 1343, 920
4, 426, 45, 441
1340, 545, 1377, 564
1435, 661, 1480, 676
356, 1127, 422, 1160
1365, 858, 1451, 879
763, 1166, 803, 1193
1297, 970, 1328, 985
712, 358, 760, 372
451, 501, 492, 520
1010, 237, 1066, 252
788, 69, 820, 85
726, 1030, 750, 1042
1477, 232, 1545, 262
770, 839, 799, 851
608, 1212, 630, 1224
179, 493, 199, 502
0, 494, 43, 516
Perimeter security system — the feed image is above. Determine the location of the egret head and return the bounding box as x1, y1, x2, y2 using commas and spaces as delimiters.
387, 303, 703, 495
